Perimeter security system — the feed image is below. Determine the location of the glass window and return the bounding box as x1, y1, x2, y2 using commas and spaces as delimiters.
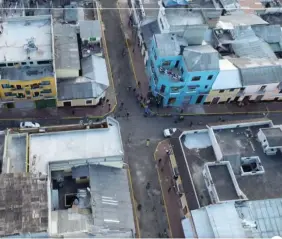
219, 90, 225, 93
86, 100, 92, 104
162, 61, 171, 66
41, 81, 51, 85
192, 76, 201, 81
4, 92, 12, 97
41, 89, 52, 94
1, 84, 10, 89
33, 92, 39, 97
208, 75, 213, 80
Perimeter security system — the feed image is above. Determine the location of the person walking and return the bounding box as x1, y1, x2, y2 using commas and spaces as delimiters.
146, 139, 150, 147
126, 112, 130, 119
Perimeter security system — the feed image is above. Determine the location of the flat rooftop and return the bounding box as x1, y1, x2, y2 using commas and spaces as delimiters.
3, 133, 27, 173
0, 16, 52, 63
208, 164, 240, 201
178, 121, 282, 207
0, 173, 48, 236
1, 65, 53, 81
29, 118, 123, 175
261, 127, 282, 147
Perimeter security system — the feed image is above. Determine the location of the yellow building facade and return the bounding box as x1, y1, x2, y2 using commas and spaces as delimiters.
0, 76, 56, 102
205, 88, 241, 104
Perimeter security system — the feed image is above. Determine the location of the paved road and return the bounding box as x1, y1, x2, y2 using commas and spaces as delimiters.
0, 1, 281, 237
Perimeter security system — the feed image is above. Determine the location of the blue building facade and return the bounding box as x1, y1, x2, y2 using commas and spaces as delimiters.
146, 33, 219, 107
162, 0, 190, 7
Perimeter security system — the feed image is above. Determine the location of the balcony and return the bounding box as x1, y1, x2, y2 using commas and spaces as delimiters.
158, 66, 183, 82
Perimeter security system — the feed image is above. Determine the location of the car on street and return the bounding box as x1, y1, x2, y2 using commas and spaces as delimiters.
20, 121, 40, 128
163, 128, 177, 138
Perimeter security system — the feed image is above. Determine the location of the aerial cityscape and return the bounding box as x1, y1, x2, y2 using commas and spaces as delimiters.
0, 0, 282, 237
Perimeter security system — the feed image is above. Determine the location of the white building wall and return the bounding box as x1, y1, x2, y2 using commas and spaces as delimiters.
158, 7, 170, 33
242, 83, 280, 101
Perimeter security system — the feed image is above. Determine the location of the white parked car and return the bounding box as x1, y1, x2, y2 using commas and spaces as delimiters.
163, 128, 177, 138
20, 121, 40, 128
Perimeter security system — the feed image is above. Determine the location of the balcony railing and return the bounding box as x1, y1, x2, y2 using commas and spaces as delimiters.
159, 66, 183, 82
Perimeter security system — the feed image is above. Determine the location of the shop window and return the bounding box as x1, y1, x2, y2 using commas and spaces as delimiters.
192, 76, 201, 81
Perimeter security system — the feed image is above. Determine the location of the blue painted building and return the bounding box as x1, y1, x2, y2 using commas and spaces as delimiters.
146, 33, 220, 107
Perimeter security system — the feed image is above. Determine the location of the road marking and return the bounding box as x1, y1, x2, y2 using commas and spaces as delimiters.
127, 168, 141, 238
154, 140, 173, 238
117, 1, 140, 88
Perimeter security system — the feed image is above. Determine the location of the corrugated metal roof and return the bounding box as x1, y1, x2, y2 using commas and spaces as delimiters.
154, 34, 183, 57
218, 0, 240, 11
183, 44, 220, 71
89, 165, 135, 237
191, 208, 215, 238
79, 20, 101, 39
182, 25, 209, 45
229, 58, 282, 85
53, 23, 80, 70
140, 20, 160, 47
252, 24, 282, 43
57, 55, 109, 100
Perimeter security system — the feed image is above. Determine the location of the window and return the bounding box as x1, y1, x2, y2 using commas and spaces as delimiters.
183, 206, 188, 215
168, 97, 176, 104
259, 85, 266, 91
1, 84, 10, 89
30, 61, 33, 65
7, 63, 13, 67
162, 61, 171, 67
16, 93, 25, 98
240, 87, 245, 91
86, 100, 92, 104
4, 92, 12, 97
207, 75, 213, 80
188, 85, 198, 91
33, 92, 39, 97
41, 89, 52, 94
219, 90, 225, 93
16, 85, 22, 89
205, 85, 208, 89
0, 63, 6, 67
26, 90, 30, 95
171, 86, 184, 93
279, 89, 282, 94
21, 62, 26, 65
229, 88, 235, 92
160, 84, 166, 93
37, 60, 51, 65
31, 84, 40, 89
181, 68, 184, 75
192, 76, 201, 81
41, 81, 51, 85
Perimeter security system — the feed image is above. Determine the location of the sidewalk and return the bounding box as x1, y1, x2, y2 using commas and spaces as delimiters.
0, 103, 114, 120
117, 0, 149, 99
154, 140, 185, 238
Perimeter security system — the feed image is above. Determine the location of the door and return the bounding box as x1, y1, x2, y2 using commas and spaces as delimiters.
196, 95, 204, 104
211, 97, 220, 104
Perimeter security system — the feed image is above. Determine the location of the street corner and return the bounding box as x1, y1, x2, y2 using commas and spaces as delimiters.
155, 139, 186, 238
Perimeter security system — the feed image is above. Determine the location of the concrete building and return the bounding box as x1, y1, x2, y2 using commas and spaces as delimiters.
167, 118, 282, 238
1, 117, 136, 237
0, 15, 57, 109
206, 12, 282, 104
53, 24, 80, 79
57, 55, 109, 107
147, 33, 219, 107
54, 19, 109, 107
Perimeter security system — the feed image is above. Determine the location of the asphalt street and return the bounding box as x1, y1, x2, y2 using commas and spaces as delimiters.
0, 1, 282, 237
